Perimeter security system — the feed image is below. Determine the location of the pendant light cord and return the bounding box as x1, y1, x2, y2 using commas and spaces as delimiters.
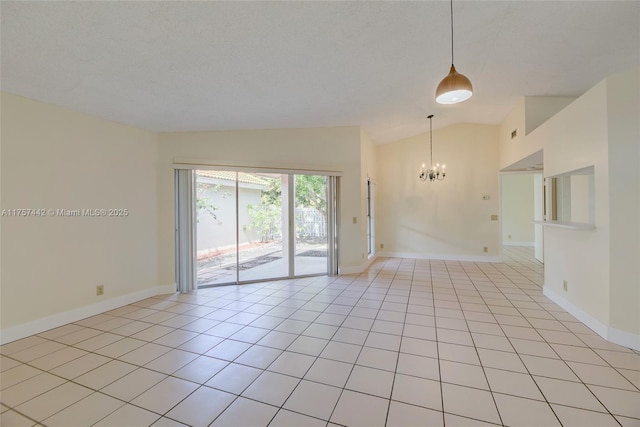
450, 0, 454, 65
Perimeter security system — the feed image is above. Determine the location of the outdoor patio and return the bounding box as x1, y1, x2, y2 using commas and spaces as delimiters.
197, 241, 328, 287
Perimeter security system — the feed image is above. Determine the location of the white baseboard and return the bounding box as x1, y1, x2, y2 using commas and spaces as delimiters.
340, 254, 377, 275
0, 284, 177, 345
608, 327, 640, 351
377, 251, 501, 263
543, 286, 608, 338
503, 241, 535, 247
543, 285, 640, 351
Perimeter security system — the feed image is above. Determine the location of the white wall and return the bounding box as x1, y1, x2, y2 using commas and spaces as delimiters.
569, 174, 592, 224
606, 69, 640, 339
529, 79, 612, 331
499, 99, 529, 170
501, 174, 535, 246
524, 97, 576, 135
157, 127, 366, 283
525, 68, 640, 347
1, 93, 163, 342
376, 123, 500, 261
499, 96, 575, 170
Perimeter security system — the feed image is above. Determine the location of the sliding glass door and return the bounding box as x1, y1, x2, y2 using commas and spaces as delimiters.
238, 173, 288, 282
294, 175, 328, 276
190, 169, 337, 287
195, 171, 237, 287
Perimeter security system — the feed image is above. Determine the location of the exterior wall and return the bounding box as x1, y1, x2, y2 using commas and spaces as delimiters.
196, 182, 263, 254
1, 93, 162, 342
376, 123, 500, 261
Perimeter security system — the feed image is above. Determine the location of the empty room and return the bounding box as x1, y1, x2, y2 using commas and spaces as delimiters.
1, 1, 639, 426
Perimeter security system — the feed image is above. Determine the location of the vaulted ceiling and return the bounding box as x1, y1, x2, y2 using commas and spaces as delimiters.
2, 1, 639, 143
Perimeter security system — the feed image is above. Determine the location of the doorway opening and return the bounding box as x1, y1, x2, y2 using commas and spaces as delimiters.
500, 172, 544, 263
367, 178, 376, 258
500, 150, 544, 264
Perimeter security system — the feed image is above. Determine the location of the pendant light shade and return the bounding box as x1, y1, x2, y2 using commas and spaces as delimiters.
436, 64, 473, 104
435, 0, 473, 105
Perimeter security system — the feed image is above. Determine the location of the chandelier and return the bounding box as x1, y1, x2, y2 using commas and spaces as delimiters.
419, 114, 446, 181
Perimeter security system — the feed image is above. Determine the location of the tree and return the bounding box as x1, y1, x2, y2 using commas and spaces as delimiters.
244, 175, 327, 242
196, 182, 228, 222
244, 204, 281, 242
255, 175, 327, 213
294, 175, 327, 217
243, 179, 282, 242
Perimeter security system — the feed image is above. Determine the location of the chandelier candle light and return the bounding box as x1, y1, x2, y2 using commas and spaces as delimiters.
419, 114, 446, 182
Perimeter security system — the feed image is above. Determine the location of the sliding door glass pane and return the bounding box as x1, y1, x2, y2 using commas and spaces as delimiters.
195, 170, 237, 287
238, 173, 289, 282
294, 175, 328, 276
192, 170, 333, 286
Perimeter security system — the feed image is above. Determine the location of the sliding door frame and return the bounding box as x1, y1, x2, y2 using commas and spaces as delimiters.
175, 164, 340, 287
287, 175, 295, 278
174, 169, 196, 293
328, 176, 339, 276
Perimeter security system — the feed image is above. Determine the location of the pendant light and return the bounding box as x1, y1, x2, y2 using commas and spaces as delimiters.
435, 0, 473, 104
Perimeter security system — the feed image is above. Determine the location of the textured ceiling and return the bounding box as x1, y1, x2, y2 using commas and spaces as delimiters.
1, 1, 639, 144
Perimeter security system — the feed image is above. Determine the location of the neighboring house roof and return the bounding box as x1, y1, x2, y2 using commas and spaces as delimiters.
197, 170, 270, 186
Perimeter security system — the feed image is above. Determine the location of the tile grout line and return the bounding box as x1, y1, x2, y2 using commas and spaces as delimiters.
2, 248, 639, 426
469, 261, 630, 423
469, 259, 567, 425
430, 260, 448, 427
444, 259, 505, 426
325, 257, 404, 425
383, 258, 413, 427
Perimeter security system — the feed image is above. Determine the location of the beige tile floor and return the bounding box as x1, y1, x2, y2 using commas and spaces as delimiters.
1, 247, 639, 426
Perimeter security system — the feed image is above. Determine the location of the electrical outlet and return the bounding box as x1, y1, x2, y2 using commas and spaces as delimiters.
380, 243, 384, 249
353, 216, 357, 224
508, 234, 512, 239
96, 285, 104, 296
483, 246, 488, 253
491, 214, 498, 221
563, 280, 568, 292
